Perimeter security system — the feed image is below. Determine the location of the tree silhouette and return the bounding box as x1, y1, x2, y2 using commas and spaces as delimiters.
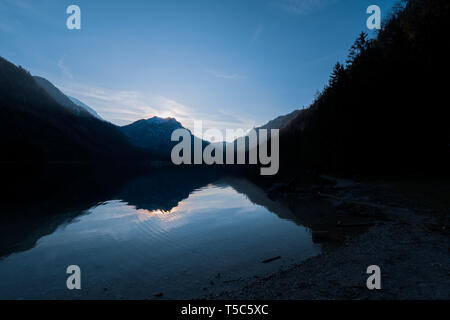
279, 0, 449, 176
329, 62, 345, 87
346, 32, 369, 65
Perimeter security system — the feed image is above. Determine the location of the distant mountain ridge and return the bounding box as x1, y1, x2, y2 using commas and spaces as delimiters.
69, 96, 103, 120
226, 109, 301, 155
33, 76, 89, 117
33, 76, 103, 121
0, 57, 140, 162
120, 116, 207, 158
1, 58, 211, 162
121, 117, 183, 150
34, 75, 202, 159
258, 109, 303, 130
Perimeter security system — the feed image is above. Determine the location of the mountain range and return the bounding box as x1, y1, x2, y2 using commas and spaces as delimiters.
0, 57, 142, 163
1, 0, 447, 175
1, 55, 295, 164
120, 116, 207, 156
0, 58, 211, 163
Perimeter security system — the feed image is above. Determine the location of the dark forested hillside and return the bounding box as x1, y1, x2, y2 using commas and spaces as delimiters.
279, 0, 449, 175
33, 76, 90, 117
258, 109, 302, 130
0, 57, 141, 163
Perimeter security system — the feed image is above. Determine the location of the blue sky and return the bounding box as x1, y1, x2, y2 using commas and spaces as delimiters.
0, 0, 396, 132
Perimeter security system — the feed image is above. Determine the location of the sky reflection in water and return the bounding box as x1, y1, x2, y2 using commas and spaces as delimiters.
0, 182, 320, 299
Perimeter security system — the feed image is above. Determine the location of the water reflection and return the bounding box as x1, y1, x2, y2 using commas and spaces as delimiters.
0, 167, 321, 299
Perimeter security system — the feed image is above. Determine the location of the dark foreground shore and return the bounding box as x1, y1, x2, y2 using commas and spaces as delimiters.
203, 176, 450, 300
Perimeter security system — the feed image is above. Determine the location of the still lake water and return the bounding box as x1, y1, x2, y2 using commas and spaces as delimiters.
0, 174, 320, 299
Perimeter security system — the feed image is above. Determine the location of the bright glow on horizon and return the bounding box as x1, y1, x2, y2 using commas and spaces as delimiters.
0, 0, 396, 139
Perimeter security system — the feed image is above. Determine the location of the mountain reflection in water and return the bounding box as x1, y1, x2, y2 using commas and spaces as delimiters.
0, 167, 321, 299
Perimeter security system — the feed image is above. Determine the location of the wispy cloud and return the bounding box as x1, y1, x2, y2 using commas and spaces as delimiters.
250, 24, 264, 45
275, 0, 337, 15
57, 81, 255, 134
59, 83, 167, 125
57, 59, 73, 79
206, 69, 246, 80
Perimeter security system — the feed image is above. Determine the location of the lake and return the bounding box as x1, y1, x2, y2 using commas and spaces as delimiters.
0, 169, 321, 299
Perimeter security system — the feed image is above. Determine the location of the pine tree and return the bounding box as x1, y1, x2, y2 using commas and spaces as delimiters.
346, 32, 369, 65
329, 62, 345, 86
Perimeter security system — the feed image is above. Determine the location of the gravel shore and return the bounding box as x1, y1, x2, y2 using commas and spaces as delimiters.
206, 176, 450, 300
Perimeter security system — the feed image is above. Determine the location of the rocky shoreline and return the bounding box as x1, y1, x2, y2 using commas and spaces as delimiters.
204, 176, 450, 300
